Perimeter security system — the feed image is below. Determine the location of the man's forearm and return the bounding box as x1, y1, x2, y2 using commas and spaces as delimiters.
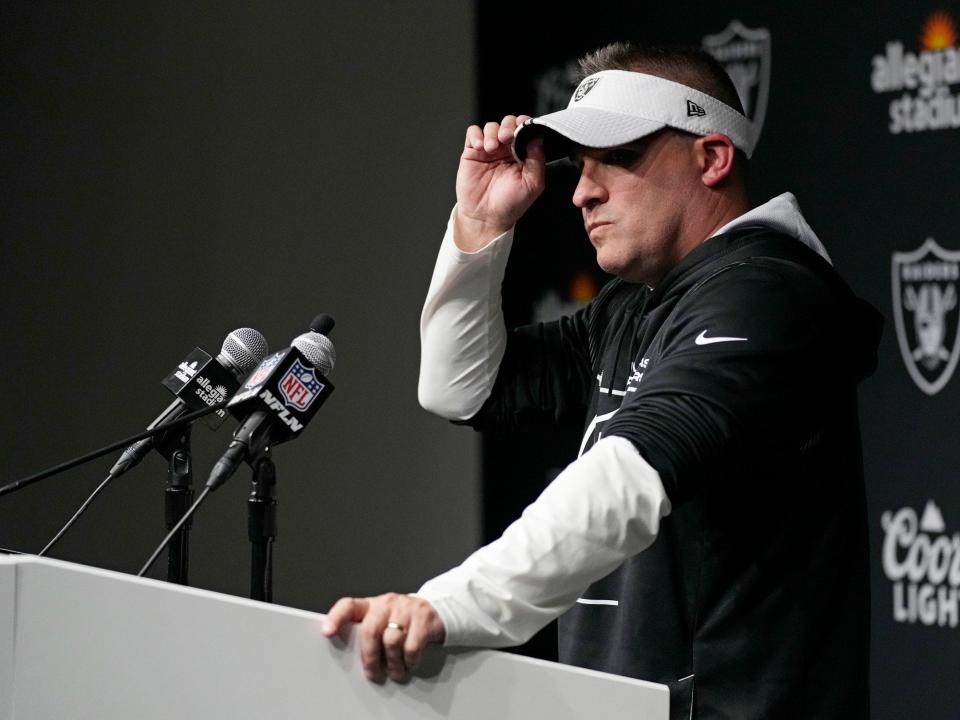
418, 206, 514, 420
417, 436, 672, 647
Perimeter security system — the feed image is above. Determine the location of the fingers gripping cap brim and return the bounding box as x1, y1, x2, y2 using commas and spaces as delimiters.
512, 110, 666, 162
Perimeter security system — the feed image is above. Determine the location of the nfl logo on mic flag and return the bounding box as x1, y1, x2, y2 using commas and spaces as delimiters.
245, 353, 284, 389
227, 347, 334, 444
279, 359, 324, 411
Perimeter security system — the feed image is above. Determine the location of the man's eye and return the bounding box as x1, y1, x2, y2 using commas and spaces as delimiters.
605, 150, 639, 167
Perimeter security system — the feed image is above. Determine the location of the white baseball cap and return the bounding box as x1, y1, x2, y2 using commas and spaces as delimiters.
513, 69, 757, 162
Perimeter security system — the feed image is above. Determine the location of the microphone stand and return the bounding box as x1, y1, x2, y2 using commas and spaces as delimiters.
137, 437, 279, 600
156, 430, 194, 586
247, 446, 277, 603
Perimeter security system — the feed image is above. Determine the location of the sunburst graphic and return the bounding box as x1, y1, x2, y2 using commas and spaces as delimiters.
569, 272, 598, 303
921, 10, 957, 50
214, 384, 228, 399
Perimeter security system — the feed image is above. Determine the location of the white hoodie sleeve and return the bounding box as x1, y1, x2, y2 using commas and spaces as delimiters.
418, 208, 514, 421
416, 435, 672, 648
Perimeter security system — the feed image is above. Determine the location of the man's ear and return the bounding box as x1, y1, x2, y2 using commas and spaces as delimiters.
695, 133, 737, 188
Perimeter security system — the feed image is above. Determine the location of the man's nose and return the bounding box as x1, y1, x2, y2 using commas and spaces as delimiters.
572, 163, 608, 209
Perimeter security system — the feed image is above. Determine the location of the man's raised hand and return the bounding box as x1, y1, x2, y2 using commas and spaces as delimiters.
322, 593, 446, 682
454, 114, 546, 252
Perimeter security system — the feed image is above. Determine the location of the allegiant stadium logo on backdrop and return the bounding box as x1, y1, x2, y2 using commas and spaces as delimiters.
892, 238, 960, 395
871, 10, 960, 134
882, 500, 959, 629
702, 20, 772, 140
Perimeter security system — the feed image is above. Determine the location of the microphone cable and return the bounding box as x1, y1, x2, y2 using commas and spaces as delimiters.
0, 402, 226, 499
37, 473, 113, 556
137, 486, 213, 577
33, 400, 224, 556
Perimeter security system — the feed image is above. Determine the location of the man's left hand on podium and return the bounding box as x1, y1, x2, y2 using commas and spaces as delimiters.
322, 593, 446, 682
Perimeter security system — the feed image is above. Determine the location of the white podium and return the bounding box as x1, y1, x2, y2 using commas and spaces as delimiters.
0, 554, 668, 719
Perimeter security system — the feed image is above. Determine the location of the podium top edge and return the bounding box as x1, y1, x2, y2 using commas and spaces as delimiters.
0, 553, 320, 621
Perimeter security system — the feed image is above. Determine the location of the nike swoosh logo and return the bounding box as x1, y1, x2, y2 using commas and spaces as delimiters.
695, 330, 748, 345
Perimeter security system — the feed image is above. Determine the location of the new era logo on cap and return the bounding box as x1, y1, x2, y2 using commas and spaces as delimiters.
686, 99, 706, 117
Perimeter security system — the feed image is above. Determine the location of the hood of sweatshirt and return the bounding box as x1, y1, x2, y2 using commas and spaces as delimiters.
712, 192, 832, 263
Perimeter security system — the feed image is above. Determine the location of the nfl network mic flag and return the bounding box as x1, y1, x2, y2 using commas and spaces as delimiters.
227, 347, 334, 445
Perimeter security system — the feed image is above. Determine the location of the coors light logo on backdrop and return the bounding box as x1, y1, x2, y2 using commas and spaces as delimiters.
702, 20, 772, 139
892, 237, 960, 395
871, 10, 960, 134
882, 500, 959, 629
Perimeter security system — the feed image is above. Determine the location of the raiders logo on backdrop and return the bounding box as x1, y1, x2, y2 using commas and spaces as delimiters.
702, 20, 771, 139
892, 238, 960, 395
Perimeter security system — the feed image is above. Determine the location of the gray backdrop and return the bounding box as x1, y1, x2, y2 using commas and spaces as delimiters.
0, 1, 479, 612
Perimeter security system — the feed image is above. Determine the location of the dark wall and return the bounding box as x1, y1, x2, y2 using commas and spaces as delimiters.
0, 2, 479, 611
475, 1, 960, 717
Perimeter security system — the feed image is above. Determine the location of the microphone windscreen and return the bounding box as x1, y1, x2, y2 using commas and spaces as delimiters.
310, 314, 335, 336
292, 332, 335, 376
220, 328, 269, 378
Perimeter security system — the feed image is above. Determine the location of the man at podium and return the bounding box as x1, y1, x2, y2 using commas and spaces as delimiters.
324, 42, 879, 719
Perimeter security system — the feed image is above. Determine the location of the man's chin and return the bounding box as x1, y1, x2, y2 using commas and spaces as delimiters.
595, 252, 630, 279
594, 249, 618, 273
596, 254, 650, 285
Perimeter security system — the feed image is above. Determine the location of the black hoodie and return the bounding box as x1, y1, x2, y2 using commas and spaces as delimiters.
470, 215, 882, 719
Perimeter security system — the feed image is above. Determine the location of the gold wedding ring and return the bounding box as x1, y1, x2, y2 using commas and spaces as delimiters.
386, 621, 406, 633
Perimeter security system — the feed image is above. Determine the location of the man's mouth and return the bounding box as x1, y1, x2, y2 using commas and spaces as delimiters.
586, 221, 612, 237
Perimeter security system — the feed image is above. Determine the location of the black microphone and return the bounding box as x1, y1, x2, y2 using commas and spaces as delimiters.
205, 323, 336, 490
109, 328, 269, 479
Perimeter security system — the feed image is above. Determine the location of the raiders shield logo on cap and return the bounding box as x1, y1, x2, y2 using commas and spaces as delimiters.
573, 76, 600, 102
